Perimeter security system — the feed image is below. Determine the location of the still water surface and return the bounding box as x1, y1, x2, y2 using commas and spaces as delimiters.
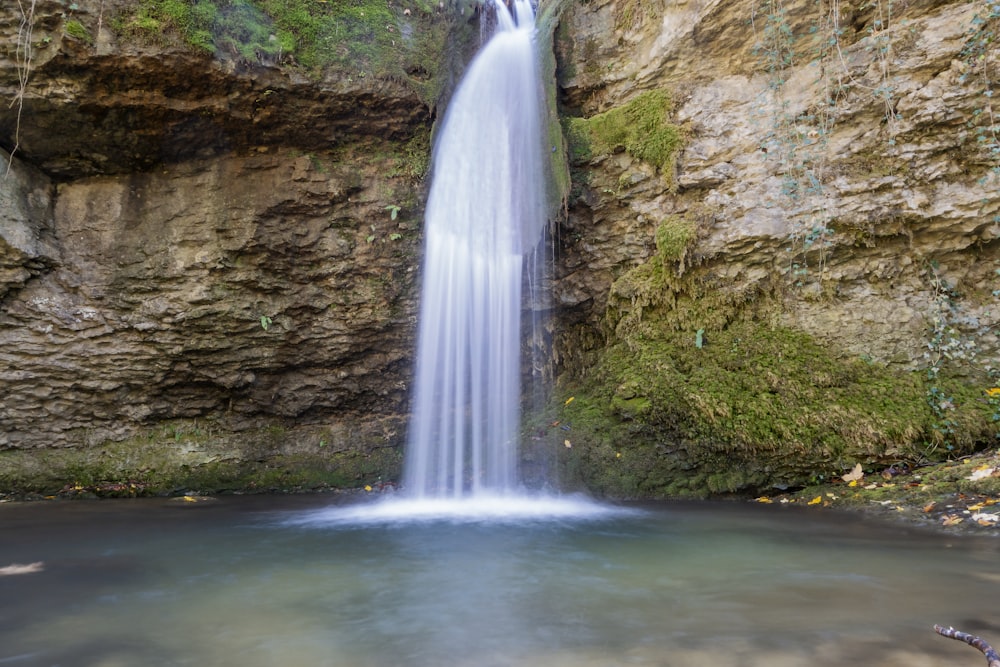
1, 495, 998, 667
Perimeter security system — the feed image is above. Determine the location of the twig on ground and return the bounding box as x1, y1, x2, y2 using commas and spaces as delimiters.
935, 624, 1000, 667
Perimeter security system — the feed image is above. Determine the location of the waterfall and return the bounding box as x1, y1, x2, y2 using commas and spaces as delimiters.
403, 0, 546, 499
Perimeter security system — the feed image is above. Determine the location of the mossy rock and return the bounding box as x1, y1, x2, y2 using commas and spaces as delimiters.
537, 315, 996, 499
563, 89, 683, 180
0, 420, 403, 497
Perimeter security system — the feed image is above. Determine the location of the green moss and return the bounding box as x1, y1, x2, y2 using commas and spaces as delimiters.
564, 89, 683, 178
539, 228, 996, 498
64, 19, 93, 43
387, 128, 431, 181
655, 215, 697, 263
544, 318, 946, 498
111, 0, 478, 101
536, 0, 574, 217
0, 420, 403, 497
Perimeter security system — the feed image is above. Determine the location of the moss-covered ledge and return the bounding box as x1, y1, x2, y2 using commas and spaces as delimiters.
0, 418, 403, 498
533, 232, 997, 499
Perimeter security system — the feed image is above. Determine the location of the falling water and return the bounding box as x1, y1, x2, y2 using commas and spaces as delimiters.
403, 0, 546, 499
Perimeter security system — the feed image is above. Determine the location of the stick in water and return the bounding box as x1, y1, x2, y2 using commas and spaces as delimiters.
935, 625, 1000, 667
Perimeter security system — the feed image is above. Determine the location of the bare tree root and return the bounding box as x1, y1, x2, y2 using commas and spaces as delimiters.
935, 625, 1000, 667
7, 0, 37, 175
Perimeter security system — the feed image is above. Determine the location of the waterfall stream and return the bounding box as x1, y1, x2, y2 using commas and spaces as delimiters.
403, 0, 546, 499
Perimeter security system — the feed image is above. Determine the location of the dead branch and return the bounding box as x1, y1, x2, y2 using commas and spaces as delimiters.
935, 625, 1000, 667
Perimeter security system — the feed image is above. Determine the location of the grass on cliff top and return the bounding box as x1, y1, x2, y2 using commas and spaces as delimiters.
113, 0, 476, 89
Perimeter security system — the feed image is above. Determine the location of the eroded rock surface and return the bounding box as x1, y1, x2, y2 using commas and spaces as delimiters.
0, 0, 473, 491
542, 0, 1000, 496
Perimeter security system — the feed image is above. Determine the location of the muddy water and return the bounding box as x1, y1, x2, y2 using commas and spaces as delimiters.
0, 496, 997, 667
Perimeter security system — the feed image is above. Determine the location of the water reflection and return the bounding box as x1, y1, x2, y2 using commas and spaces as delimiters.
1, 497, 997, 666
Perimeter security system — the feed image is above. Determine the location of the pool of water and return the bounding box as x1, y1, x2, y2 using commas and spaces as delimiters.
1, 495, 997, 666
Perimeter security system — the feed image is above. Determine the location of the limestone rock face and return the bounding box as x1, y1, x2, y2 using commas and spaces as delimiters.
2, 0, 999, 496
543, 0, 1000, 495
554, 0, 999, 366
0, 0, 475, 490
2, 150, 419, 449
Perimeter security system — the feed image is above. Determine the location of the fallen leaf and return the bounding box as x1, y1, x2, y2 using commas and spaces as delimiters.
615, 452, 621, 458
968, 502, 986, 511
942, 514, 964, 526
842, 463, 864, 483
864, 483, 879, 490
364, 485, 372, 492
808, 496, 822, 506
967, 467, 997, 481
564, 439, 572, 448
923, 502, 937, 513
755, 497, 773, 504
848, 480, 858, 487
972, 512, 999, 524
564, 396, 575, 406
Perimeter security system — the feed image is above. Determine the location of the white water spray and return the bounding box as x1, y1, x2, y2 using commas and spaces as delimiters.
403, 0, 546, 499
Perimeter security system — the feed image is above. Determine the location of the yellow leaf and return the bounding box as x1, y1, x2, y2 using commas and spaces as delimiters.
808, 496, 822, 505
842, 463, 864, 483
968, 502, 986, 511
364, 485, 372, 492
615, 452, 621, 458
182, 495, 198, 503
564, 396, 575, 406
848, 480, 858, 487
564, 440, 572, 448
755, 497, 773, 504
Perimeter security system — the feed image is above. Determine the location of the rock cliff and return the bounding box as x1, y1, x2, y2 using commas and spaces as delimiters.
0, 0, 478, 493
1, 0, 998, 497
540, 0, 1000, 496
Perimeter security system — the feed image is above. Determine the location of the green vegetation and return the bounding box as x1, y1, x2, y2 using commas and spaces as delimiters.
112, 0, 478, 97
564, 89, 683, 178
64, 19, 93, 43
544, 317, 995, 498
0, 420, 403, 497
654, 215, 696, 264
532, 225, 996, 498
